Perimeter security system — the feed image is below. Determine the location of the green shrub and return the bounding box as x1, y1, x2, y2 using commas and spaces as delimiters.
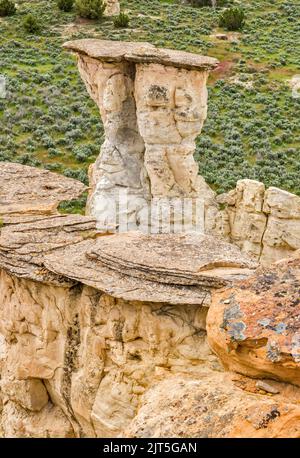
0, 0, 16, 17
57, 0, 74, 12
219, 7, 245, 31
113, 12, 129, 28
75, 0, 106, 19
23, 14, 40, 34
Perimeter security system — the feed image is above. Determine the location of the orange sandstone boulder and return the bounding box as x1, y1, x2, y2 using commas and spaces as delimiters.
207, 250, 300, 386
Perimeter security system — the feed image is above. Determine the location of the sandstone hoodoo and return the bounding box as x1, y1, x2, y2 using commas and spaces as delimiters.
63, 39, 219, 233
1, 32, 300, 439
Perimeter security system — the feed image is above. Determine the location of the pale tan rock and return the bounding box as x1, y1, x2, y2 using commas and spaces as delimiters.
2, 401, 75, 438
63, 39, 218, 233
134, 63, 208, 201
1, 379, 48, 412
0, 162, 86, 218
220, 180, 267, 261
86, 231, 258, 287
63, 39, 218, 71
260, 216, 300, 265
0, 214, 97, 284
260, 188, 300, 264
263, 187, 300, 219
218, 179, 300, 265
76, 54, 150, 232
0, 267, 218, 437
105, 0, 120, 16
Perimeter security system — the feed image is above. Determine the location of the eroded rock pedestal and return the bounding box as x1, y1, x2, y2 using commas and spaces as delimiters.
63, 40, 218, 232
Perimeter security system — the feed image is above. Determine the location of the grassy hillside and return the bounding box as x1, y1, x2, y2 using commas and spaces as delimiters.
0, 0, 299, 209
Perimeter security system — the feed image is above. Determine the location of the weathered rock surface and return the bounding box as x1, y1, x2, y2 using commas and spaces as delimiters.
0, 214, 97, 284
126, 372, 300, 438
207, 250, 300, 386
62, 40, 300, 266
63, 40, 218, 71
63, 39, 219, 232
0, 265, 216, 437
0, 162, 86, 219
216, 179, 300, 265
86, 231, 257, 287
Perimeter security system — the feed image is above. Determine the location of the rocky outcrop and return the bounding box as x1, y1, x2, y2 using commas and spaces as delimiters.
207, 250, 300, 386
63, 39, 218, 233
1, 40, 300, 438
0, 163, 260, 437
1, 164, 300, 437
0, 220, 255, 437
105, 0, 120, 16
0, 162, 86, 221
216, 179, 300, 265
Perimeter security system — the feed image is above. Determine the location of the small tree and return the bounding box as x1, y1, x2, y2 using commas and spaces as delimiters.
113, 12, 129, 28
219, 7, 245, 31
23, 14, 40, 34
57, 0, 74, 12
75, 0, 106, 19
0, 0, 16, 17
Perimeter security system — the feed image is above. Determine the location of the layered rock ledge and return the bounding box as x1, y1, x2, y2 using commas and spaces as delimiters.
0, 162, 86, 222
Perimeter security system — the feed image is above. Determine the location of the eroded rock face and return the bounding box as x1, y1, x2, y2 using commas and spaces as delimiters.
216, 179, 300, 265
63, 39, 218, 233
207, 250, 300, 386
0, 182, 257, 437
0, 263, 215, 437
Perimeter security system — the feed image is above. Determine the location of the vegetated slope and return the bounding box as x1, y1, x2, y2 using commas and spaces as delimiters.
0, 0, 299, 214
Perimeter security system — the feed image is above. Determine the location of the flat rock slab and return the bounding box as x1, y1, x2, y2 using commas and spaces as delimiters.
63, 39, 218, 71
44, 239, 211, 305
0, 162, 87, 217
87, 232, 258, 288
0, 214, 97, 284
207, 250, 300, 386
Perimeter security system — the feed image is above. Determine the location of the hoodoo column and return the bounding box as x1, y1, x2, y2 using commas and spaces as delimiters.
63, 39, 218, 232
